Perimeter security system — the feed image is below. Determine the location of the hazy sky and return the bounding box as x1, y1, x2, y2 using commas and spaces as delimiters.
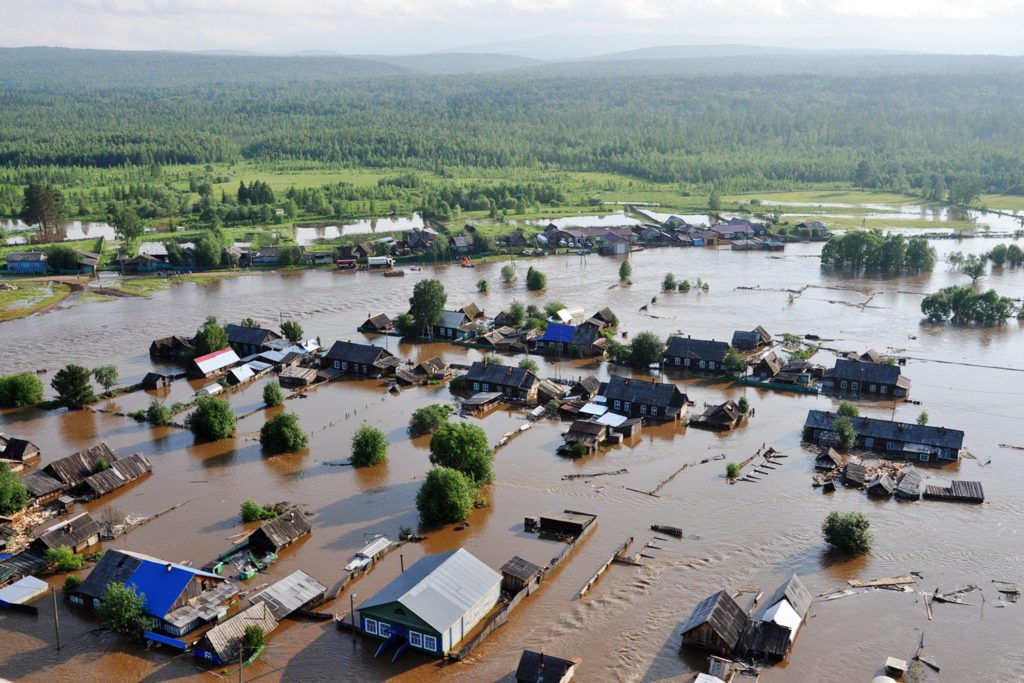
3, 0, 1024, 57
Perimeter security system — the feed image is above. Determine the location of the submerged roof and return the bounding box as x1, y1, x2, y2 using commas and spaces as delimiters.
249, 570, 327, 620
516, 650, 577, 683
359, 548, 500, 635
680, 590, 747, 649
200, 602, 278, 660
805, 410, 964, 450
756, 574, 812, 620
664, 336, 729, 362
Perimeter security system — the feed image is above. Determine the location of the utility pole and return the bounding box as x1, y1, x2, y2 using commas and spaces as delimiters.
350, 593, 357, 642
52, 587, 61, 651
400, 554, 405, 574
238, 639, 243, 683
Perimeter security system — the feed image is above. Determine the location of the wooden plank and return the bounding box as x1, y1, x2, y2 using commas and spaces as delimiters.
847, 575, 917, 588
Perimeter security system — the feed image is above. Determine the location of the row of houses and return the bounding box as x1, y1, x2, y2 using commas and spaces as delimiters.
20, 443, 152, 506
3, 249, 100, 274
804, 410, 964, 464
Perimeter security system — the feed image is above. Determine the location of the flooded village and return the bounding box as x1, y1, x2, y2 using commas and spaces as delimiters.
2, 214, 1024, 683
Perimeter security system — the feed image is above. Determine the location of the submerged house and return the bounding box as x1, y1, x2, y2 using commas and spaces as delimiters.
224, 324, 282, 357
149, 335, 195, 360
247, 507, 311, 556
79, 452, 153, 500
515, 650, 578, 683
731, 326, 771, 351
21, 442, 124, 504
680, 590, 748, 657
194, 602, 278, 664
821, 359, 910, 399
432, 310, 474, 341
751, 352, 784, 381
600, 375, 688, 422
689, 400, 743, 431
357, 548, 501, 658
323, 341, 400, 378
248, 570, 327, 620
0, 437, 41, 472
663, 336, 730, 375
804, 410, 964, 464
462, 361, 539, 403
29, 512, 102, 555
360, 313, 394, 334
186, 347, 241, 379
740, 574, 812, 661
73, 549, 236, 637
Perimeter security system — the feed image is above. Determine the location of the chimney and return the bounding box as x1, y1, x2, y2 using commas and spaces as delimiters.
166, 563, 173, 572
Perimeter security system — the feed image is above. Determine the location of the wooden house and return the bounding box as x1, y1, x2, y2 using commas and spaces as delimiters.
360, 313, 394, 333
752, 351, 783, 381
141, 372, 172, 390
774, 360, 822, 387
568, 375, 601, 401
537, 379, 572, 406
814, 448, 844, 471
186, 347, 241, 379
600, 375, 688, 422
561, 420, 608, 454
79, 452, 153, 500
247, 507, 311, 556
21, 443, 121, 504
532, 510, 596, 537
731, 326, 771, 351
843, 462, 867, 487
895, 468, 922, 500
224, 324, 282, 357
323, 341, 400, 378
515, 650, 577, 683
432, 310, 473, 340
679, 591, 748, 657
193, 602, 278, 664
500, 555, 542, 595
462, 361, 539, 403
663, 336, 730, 375
821, 359, 910, 399
0, 437, 41, 471
29, 512, 101, 555
249, 570, 327, 620
279, 366, 318, 387
149, 335, 195, 360
740, 574, 812, 661
923, 480, 985, 504
688, 401, 743, 431
451, 235, 474, 253
804, 410, 963, 464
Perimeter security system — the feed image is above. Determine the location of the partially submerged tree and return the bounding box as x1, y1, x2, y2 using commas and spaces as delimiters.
501, 264, 516, 283
242, 624, 265, 660
822, 511, 873, 555
98, 582, 146, 638
526, 266, 546, 291
263, 381, 284, 407
723, 347, 747, 375
351, 424, 388, 466
51, 364, 96, 409
416, 467, 475, 526
193, 316, 228, 356
408, 404, 453, 438
833, 415, 857, 449
241, 498, 278, 522
518, 357, 539, 374
627, 331, 664, 367
280, 320, 303, 343
409, 279, 447, 337
619, 260, 632, 281
0, 373, 44, 407
92, 365, 119, 392
259, 412, 308, 454
46, 545, 84, 572
0, 463, 29, 515
146, 399, 171, 426
186, 397, 236, 441
837, 401, 859, 418
428, 422, 494, 484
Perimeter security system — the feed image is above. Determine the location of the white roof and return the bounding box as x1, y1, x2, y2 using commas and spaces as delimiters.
578, 402, 608, 417
138, 241, 168, 256
761, 598, 802, 639
356, 536, 392, 559
193, 348, 240, 375
695, 675, 727, 683
248, 361, 273, 373
229, 365, 255, 383
595, 412, 627, 428
198, 383, 223, 396
0, 576, 49, 605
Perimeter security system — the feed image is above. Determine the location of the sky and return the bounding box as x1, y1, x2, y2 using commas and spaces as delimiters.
2, 0, 1024, 57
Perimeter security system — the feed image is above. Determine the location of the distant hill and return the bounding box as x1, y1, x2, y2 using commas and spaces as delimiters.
579, 44, 905, 61
362, 52, 542, 74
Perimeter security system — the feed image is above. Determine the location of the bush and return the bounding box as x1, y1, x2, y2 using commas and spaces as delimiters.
98, 582, 146, 637
678, 280, 691, 292
394, 312, 417, 338
92, 365, 119, 391
543, 301, 565, 318
352, 424, 388, 466
619, 260, 631, 281
476, 278, 489, 293
51, 364, 96, 409
917, 411, 929, 426
63, 574, 83, 593
518, 357, 539, 374
263, 381, 284, 407
662, 272, 676, 291
627, 331, 664, 367
0, 373, 44, 407
723, 347, 747, 375
726, 462, 741, 479
526, 266, 546, 291
242, 624, 265, 660
186, 397, 236, 441
483, 352, 504, 366
408, 404, 453, 438
501, 264, 516, 283
822, 511, 873, 555
259, 412, 308, 454
46, 545, 84, 572
737, 397, 749, 414
241, 498, 278, 522
428, 422, 494, 484
837, 401, 859, 418
0, 463, 29, 515
833, 415, 857, 449
416, 467, 475, 525
146, 399, 171, 425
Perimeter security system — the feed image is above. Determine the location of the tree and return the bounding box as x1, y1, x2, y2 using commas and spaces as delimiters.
416, 467, 475, 526
822, 511, 873, 555
242, 624, 265, 661
518, 357, 539, 374
20, 183, 66, 234
737, 396, 750, 414
280, 245, 303, 266
476, 278, 489, 293
146, 399, 171, 426
241, 498, 277, 522
51, 364, 96, 409
428, 422, 494, 484
263, 382, 284, 407
193, 316, 228, 356
708, 189, 721, 212
988, 244, 1008, 267
352, 424, 388, 466
194, 232, 222, 267
408, 404, 453, 437
662, 272, 676, 291
837, 401, 860, 418
961, 255, 987, 283
46, 545, 84, 572
917, 411, 929, 426
619, 260, 632, 281
110, 204, 144, 242
508, 300, 526, 328
260, 412, 308, 454
409, 279, 447, 337
501, 264, 516, 283
241, 317, 260, 328
726, 462, 741, 479
394, 312, 417, 338
92, 365, 118, 392
98, 582, 146, 637
543, 301, 566, 318
280, 320, 303, 343
1007, 244, 1023, 267
904, 237, 937, 273
854, 159, 876, 188
922, 285, 1017, 324
723, 347, 747, 375
526, 266, 546, 291
833, 415, 856, 449
63, 575, 82, 593
186, 397, 236, 440
627, 331, 663, 367
0, 373, 44, 407
45, 244, 82, 271
0, 463, 29, 515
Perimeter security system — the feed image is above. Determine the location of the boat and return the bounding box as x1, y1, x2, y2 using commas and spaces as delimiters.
382, 269, 405, 277
460, 256, 475, 268
344, 535, 392, 572
408, 265, 423, 271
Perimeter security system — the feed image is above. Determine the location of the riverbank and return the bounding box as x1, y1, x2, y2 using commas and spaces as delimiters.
0, 281, 74, 321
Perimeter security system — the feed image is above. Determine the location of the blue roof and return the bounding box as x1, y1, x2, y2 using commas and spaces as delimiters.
539, 323, 575, 344
127, 560, 221, 617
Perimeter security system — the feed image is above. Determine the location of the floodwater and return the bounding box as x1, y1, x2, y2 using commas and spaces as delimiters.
293, 214, 425, 244
757, 202, 1024, 232
2, 238, 1024, 683
516, 213, 642, 229
1, 219, 118, 243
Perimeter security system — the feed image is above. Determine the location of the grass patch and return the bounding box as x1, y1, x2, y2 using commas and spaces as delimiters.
79, 291, 116, 304
0, 281, 72, 321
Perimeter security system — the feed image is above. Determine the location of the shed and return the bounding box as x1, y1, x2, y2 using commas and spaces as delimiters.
249, 570, 327, 620
500, 556, 542, 594
462, 391, 504, 413
141, 372, 171, 390
279, 366, 318, 387
247, 508, 311, 555
515, 650, 578, 683
0, 576, 49, 605
688, 401, 743, 431
30, 512, 102, 554
867, 475, 895, 498
815, 448, 844, 471
895, 468, 922, 500
226, 365, 255, 386
360, 313, 394, 333
187, 348, 241, 379
755, 575, 812, 622
194, 602, 279, 664
680, 591, 748, 657
536, 510, 597, 537
149, 335, 195, 360
923, 480, 985, 504
843, 463, 867, 487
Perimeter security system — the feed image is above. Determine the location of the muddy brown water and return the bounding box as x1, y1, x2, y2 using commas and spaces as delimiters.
2, 240, 1024, 682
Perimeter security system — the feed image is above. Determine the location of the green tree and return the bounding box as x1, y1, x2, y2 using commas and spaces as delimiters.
146, 399, 171, 426
20, 183, 66, 235
526, 266, 546, 291
263, 382, 284, 407
428, 422, 494, 484
186, 397, 236, 440
508, 300, 527, 328
501, 264, 516, 283
737, 396, 750, 414
708, 189, 721, 212
833, 415, 857, 449
961, 255, 987, 283
240, 498, 278, 522
917, 411, 929, 426
822, 511, 873, 555
45, 244, 82, 271
92, 365, 118, 392
476, 278, 489, 293
193, 316, 228, 356
854, 159, 877, 188
416, 467, 475, 526
662, 272, 676, 291
394, 312, 417, 338
723, 347, 747, 375
63, 575, 82, 593
837, 401, 860, 418
726, 462, 741, 479
408, 404, 453, 438
241, 317, 260, 328
98, 582, 146, 638
260, 412, 308, 454
0, 373, 44, 407
194, 232, 222, 267
51, 364, 96, 409
0, 463, 29, 515
988, 244, 1009, 267
543, 301, 566, 318
619, 260, 632, 281
518, 357, 539, 374
242, 624, 265, 660
922, 285, 1017, 324
1006, 244, 1023, 267
904, 237, 937, 273
409, 279, 447, 337
627, 331, 664, 367
46, 545, 84, 572
280, 320, 303, 343
110, 204, 144, 242
280, 245, 303, 266
352, 424, 388, 466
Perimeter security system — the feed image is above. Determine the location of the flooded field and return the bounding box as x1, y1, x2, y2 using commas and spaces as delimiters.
2, 238, 1024, 682
294, 214, 426, 244
1, 219, 118, 243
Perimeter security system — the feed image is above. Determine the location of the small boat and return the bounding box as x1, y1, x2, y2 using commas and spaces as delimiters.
460, 256, 475, 268
382, 269, 405, 277
408, 266, 423, 271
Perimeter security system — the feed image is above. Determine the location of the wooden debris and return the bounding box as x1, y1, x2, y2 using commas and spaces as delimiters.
562, 468, 628, 480
847, 575, 917, 588
579, 537, 633, 597
650, 525, 683, 538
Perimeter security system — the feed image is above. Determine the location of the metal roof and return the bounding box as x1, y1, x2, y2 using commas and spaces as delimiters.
500, 556, 541, 582
538, 323, 576, 344
358, 548, 500, 635
324, 340, 393, 366
227, 365, 255, 384
249, 570, 327, 620
192, 348, 240, 375
0, 576, 49, 604
437, 310, 470, 330
126, 556, 223, 617
829, 358, 904, 385
465, 362, 537, 390
200, 602, 278, 661
664, 336, 729, 362
602, 375, 687, 411
225, 324, 281, 348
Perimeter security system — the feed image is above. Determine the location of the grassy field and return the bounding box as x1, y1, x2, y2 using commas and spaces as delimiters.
0, 281, 73, 321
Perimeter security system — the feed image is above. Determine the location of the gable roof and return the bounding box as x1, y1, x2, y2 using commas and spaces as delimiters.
362, 313, 393, 330
436, 310, 470, 330
1, 438, 40, 462
828, 358, 903, 385
6, 251, 47, 262
805, 410, 964, 450
200, 602, 278, 661
464, 362, 538, 390
538, 323, 576, 344
756, 574, 812, 621
33, 512, 101, 550
680, 590, 747, 649
225, 324, 281, 348
755, 351, 783, 376
80, 453, 153, 498
460, 303, 482, 320
45, 443, 119, 486
251, 508, 311, 550
20, 470, 65, 498
573, 375, 601, 397
359, 548, 500, 635
249, 570, 327, 620
515, 650, 577, 683
324, 340, 393, 366
602, 375, 687, 410
500, 556, 542, 582
192, 347, 241, 375
665, 336, 729, 362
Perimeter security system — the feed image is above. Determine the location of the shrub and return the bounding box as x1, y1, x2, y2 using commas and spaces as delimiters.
242, 624, 265, 660
627, 331, 664, 367
518, 357, 539, 374
822, 511, 873, 555
726, 462, 741, 479
619, 260, 632, 281
46, 545, 84, 572
408, 404, 453, 438
723, 347, 747, 375
352, 424, 388, 466
833, 415, 857, 449
0, 463, 29, 515
62, 574, 83, 593
51, 364, 96, 409
476, 278, 489, 293
662, 272, 676, 291
186, 397, 236, 441
146, 399, 171, 425
259, 412, 308, 454
416, 467, 475, 525
483, 353, 504, 366
0, 373, 44, 407
98, 582, 146, 637
917, 411, 929, 426
263, 381, 284, 407
837, 401, 859, 418
241, 498, 278, 522
428, 422, 494, 484
501, 264, 516, 283
678, 280, 691, 292
543, 301, 566, 318
737, 397, 749, 414
92, 365, 119, 391
544, 399, 561, 416
394, 312, 417, 338
526, 266, 546, 291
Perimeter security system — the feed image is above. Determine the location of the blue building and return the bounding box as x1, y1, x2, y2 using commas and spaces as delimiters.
4, 251, 48, 273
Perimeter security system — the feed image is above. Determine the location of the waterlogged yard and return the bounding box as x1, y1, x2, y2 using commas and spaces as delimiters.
0, 281, 72, 321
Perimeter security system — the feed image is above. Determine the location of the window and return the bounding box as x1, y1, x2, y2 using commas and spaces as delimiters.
851, 382, 859, 392
378, 622, 391, 638
613, 400, 621, 410
939, 450, 956, 461
880, 386, 888, 395
919, 453, 930, 462
840, 380, 848, 390
864, 438, 874, 448
409, 631, 423, 648
869, 384, 877, 393
364, 618, 378, 635
473, 381, 480, 391
699, 360, 706, 369
684, 358, 691, 367
423, 635, 438, 652
334, 360, 340, 369
640, 404, 647, 415
624, 402, 631, 412
482, 383, 489, 391
674, 357, 680, 365
650, 406, 658, 416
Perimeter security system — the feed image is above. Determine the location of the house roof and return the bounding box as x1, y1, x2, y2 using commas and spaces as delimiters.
200, 602, 278, 660
465, 362, 538, 390
227, 365, 255, 384
359, 548, 500, 636
437, 310, 470, 330
138, 242, 168, 257
756, 575, 812, 621
680, 590, 747, 649
500, 556, 542, 582
755, 351, 784, 376
249, 570, 327, 620
33, 512, 101, 550
601, 375, 687, 411
45, 442, 119, 486
539, 323, 576, 344
732, 326, 770, 349
362, 313, 393, 330
20, 470, 65, 497
6, 251, 47, 262
699, 400, 742, 424
805, 410, 964, 450
828, 358, 904, 385
461, 303, 482, 320
80, 453, 152, 498
191, 347, 241, 375
1, 438, 39, 462
251, 508, 311, 550
568, 420, 606, 436
324, 340, 393, 366
225, 324, 281, 348
515, 650, 576, 683
665, 336, 729, 362
452, 235, 473, 248
573, 375, 601, 397
591, 307, 616, 324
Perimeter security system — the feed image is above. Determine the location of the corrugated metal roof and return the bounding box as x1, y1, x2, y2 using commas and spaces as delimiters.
538, 323, 575, 344
248, 570, 327, 620
200, 602, 278, 661
126, 559, 217, 617
359, 548, 500, 635
193, 348, 241, 375
0, 576, 48, 604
